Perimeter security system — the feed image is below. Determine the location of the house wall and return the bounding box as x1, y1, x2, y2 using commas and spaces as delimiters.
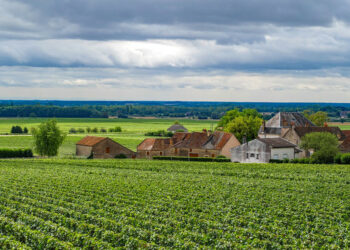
219, 136, 241, 158
137, 150, 164, 159
91, 138, 135, 159
270, 148, 295, 160
258, 133, 280, 138
231, 140, 270, 163
76, 145, 92, 157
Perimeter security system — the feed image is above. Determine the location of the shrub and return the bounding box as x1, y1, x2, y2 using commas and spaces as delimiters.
10, 125, 23, 134
0, 148, 33, 158
100, 128, 107, 133
86, 127, 92, 133
216, 155, 227, 159
269, 159, 283, 163
77, 128, 85, 133
145, 130, 173, 137
115, 126, 122, 132
92, 127, 98, 133
341, 153, 350, 164
334, 154, 342, 164
115, 154, 127, 159
153, 156, 230, 162
108, 128, 115, 133
69, 128, 77, 134
23, 127, 28, 134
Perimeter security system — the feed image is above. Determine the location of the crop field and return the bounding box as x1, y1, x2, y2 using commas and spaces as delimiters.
0, 159, 349, 248
0, 118, 215, 155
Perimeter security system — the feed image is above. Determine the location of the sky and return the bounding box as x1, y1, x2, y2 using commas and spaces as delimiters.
1, 0, 350, 102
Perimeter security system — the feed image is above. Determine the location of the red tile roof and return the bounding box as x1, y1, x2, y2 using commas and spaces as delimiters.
173, 132, 209, 149
76, 136, 107, 146
202, 131, 234, 150
137, 138, 171, 151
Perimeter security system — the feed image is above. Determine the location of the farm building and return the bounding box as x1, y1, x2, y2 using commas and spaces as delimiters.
137, 138, 172, 159
167, 124, 188, 133
137, 131, 240, 159
259, 112, 315, 138
231, 138, 301, 163
76, 136, 136, 159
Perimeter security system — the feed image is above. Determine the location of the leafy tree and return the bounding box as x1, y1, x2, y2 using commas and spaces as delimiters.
86, 127, 92, 133
300, 132, 339, 163
218, 108, 261, 128
225, 115, 262, 143
174, 120, 180, 125
69, 128, 77, 134
11, 125, 23, 134
115, 126, 122, 132
23, 127, 28, 134
92, 127, 98, 133
32, 119, 66, 157
303, 111, 329, 126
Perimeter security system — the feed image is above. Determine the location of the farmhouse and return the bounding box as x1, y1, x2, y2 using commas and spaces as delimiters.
137, 131, 240, 159
167, 124, 188, 133
231, 138, 301, 163
259, 112, 315, 138
337, 130, 350, 153
137, 138, 172, 159
76, 136, 136, 159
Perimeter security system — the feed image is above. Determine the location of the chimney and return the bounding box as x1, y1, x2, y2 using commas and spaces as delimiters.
262, 120, 266, 132
242, 136, 247, 144
291, 121, 295, 129
324, 122, 328, 127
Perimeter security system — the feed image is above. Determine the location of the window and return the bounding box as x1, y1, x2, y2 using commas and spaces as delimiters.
147, 151, 150, 156
283, 153, 288, 159
105, 147, 110, 153
246, 153, 249, 159
160, 152, 163, 156
190, 149, 192, 152
175, 148, 178, 154
250, 153, 255, 158
273, 154, 279, 159
212, 154, 215, 158
256, 154, 259, 159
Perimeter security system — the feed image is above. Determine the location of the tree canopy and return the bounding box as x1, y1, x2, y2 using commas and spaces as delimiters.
303, 111, 329, 126
218, 108, 262, 143
32, 119, 66, 157
300, 132, 339, 163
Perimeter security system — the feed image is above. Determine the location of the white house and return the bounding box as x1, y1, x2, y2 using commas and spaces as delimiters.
231, 138, 301, 163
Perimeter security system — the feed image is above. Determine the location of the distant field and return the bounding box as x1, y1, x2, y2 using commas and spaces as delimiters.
329, 122, 350, 130
0, 159, 349, 248
0, 118, 216, 156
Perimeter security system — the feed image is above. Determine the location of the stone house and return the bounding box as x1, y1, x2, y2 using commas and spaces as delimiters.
259, 112, 315, 138
231, 138, 301, 163
137, 138, 172, 159
339, 130, 350, 153
137, 131, 240, 159
76, 136, 136, 159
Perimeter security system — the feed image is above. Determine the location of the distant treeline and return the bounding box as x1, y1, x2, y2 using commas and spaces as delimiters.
0, 102, 349, 119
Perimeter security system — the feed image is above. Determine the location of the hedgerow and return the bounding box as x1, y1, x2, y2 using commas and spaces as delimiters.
153, 156, 230, 162
0, 148, 33, 158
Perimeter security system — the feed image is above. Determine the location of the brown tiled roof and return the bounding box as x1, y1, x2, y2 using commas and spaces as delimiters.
76, 136, 107, 146
202, 131, 233, 150
173, 132, 209, 149
294, 127, 346, 140
257, 138, 297, 148
339, 130, 350, 153
137, 138, 171, 151
341, 130, 350, 137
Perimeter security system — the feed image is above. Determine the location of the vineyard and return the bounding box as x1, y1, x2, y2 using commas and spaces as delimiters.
0, 159, 349, 248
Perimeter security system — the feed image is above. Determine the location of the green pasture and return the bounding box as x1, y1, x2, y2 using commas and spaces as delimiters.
0, 118, 216, 134
0, 159, 349, 248
0, 118, 216, 156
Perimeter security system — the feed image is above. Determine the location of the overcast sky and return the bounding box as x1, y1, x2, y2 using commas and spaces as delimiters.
1, 0, 350, 102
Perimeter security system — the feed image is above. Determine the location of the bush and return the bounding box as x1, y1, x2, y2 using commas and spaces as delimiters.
92, 127, 98, 133
334, 154, 342, 164
145, 130, 173, 137
23, 127, 28, 134
115, 126, 122, 132
269, 159, 284, 163
341, 153, 350, 164
10, 125, 23, 134
77, 128, 85, 133
100, 128, 107, 133
0, 148, 33, 158
108, 128, 115, 133
115, 154, 127, 159
153, 156, 230, 162
86, 127, 92, 133
69, 128, 77, 134
216, 155, 227, 159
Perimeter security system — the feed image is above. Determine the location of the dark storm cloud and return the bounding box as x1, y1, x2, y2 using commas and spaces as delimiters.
1, 0, 350, 41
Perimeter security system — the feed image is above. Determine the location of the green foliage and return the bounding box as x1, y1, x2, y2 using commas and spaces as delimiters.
144, 130, 173, 137
92, 127, 99, 133
225, 115, 262, 143
114, 154, 127, 159
100, 128, 107, 133
218, 109, 262, 143
341, 153, 350, 164
303, 111, 329, 126
114, 126, 122, 132
174, 120, 180, 125
301, 132, 339, 164
0, 148, 33, 158
10, 125, 24, 134
0, 159, 349, 248
69, 128, 77, 134
32, 120, 66, 157
77, 128, 85, 133
152, 156, 231, 162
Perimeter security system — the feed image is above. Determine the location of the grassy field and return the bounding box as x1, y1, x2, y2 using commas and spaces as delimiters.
0, 118, 215, 155
0, 159, 349, 248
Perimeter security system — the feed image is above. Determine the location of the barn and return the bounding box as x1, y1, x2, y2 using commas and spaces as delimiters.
76, 136, 136, 159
